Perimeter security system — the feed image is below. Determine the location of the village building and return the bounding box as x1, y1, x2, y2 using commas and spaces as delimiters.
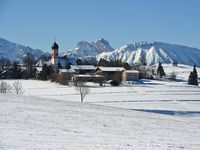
73, 74, 105, 86
124, 70, 139, 81
95, 67, 126, 83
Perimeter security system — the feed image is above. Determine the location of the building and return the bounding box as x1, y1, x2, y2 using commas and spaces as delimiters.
123, 70, 139, 81
95, 67, 126, 83
73, 74, 105, 86
36, 42, 76, 72
51, 42, 59, 66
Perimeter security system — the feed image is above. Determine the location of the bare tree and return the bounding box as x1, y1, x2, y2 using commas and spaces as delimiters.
12, 81, 24, 95
75, 81, 89, 103
0, 81, 12, 94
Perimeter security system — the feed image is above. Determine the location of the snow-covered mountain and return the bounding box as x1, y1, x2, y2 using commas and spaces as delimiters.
2, 37, 200, 67
0, 37, 46, 62
66, 38, 114, 59
97, 41, 200, 66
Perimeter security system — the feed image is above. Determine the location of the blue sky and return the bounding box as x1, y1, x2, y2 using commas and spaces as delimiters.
0, 0, 200, 52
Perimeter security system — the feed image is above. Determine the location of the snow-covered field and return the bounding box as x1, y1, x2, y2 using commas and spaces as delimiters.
0, 64, 200, 149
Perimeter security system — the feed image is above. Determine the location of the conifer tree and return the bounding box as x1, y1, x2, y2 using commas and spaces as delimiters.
157, 62, 165, 78
188, 66, 198, 85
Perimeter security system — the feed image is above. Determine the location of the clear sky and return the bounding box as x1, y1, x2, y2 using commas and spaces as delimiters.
0, 0, 200, 52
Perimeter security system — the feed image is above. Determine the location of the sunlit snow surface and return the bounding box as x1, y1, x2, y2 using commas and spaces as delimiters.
0, 64, 200, 149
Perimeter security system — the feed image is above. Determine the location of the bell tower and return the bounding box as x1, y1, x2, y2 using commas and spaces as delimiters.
51, 42, 59, 66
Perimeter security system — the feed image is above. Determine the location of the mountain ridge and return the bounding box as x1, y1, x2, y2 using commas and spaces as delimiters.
0, 37, 46, 62
1, 37, 200, 67
64, 39, 200, 66
96, 41, 200, 66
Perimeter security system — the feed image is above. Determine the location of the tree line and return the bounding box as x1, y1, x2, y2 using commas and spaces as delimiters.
0, 53, 38, 79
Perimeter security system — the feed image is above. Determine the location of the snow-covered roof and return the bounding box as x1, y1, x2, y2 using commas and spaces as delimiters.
74, 74, 103, 78
70, 65, 97, 70
125, 70, 139, 74
36, 67, 43, 72
70, 65, 79, 70
78, 65, 97, 70
59, 69, 75, 73
36, 59, 51, 67
97, 67, 125, 72
58, 57, 77, 68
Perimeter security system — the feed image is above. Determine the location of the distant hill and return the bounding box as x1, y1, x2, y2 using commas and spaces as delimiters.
0, 37, 46, 63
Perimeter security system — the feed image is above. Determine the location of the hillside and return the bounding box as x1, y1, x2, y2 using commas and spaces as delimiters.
0, 37, 45, 62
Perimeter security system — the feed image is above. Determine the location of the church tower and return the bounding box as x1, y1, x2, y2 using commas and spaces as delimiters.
51, 42, 59, 66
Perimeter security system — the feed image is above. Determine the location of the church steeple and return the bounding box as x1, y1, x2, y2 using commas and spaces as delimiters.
51, 42, 59, 49
51, 41, 59, 66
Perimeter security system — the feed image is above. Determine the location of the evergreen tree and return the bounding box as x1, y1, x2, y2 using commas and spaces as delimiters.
65, 63, 71, 70
157, 62, 165, 78
98, 59, 108, 67
188, 66, 198, 85
38, 64, 54, 81
58, 62, 62, 69
76, 59, 83, 65
23, 52, 36, 78
10, 61, 22, 79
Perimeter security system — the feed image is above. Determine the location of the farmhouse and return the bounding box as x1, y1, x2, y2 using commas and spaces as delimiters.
124, 70, 139, 81
95, 67, 126, 83
73, 74, 105, 86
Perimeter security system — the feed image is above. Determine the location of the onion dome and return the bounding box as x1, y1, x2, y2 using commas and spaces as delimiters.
51, 42, 59, 49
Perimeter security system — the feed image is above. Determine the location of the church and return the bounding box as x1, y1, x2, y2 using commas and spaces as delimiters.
36, 42, 76, 70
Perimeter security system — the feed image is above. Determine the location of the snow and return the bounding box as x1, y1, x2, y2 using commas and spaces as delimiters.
97, 67, 125, 72
98, 41, 200, 67
59, 69, 75, 73
66, 38, 114, 60
125, 70, 139, 73
0, 64, 200, 149
0, 37, 45, 62
2, 37, 200, 68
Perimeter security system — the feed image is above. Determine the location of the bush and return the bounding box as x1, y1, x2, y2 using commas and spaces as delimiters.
55, 73, 69, 85
0, 81, 12, 94
170, 72, 176, 80
110, 80, 119, 86
12, 81, 24, 95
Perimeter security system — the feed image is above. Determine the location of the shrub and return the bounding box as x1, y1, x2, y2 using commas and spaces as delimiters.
0, 81, 12, 94
170, 72, 176, 80
55, 73, 69, 85
12, 81, 24, 95
110, 80, 119, 86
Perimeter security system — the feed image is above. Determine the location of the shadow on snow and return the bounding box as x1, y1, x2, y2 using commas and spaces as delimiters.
133, 109, 200, 116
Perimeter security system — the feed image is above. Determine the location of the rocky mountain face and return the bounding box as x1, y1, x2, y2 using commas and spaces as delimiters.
66, 38, 114, 59
0, 37, 46, 63
97, 41, 200, 66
